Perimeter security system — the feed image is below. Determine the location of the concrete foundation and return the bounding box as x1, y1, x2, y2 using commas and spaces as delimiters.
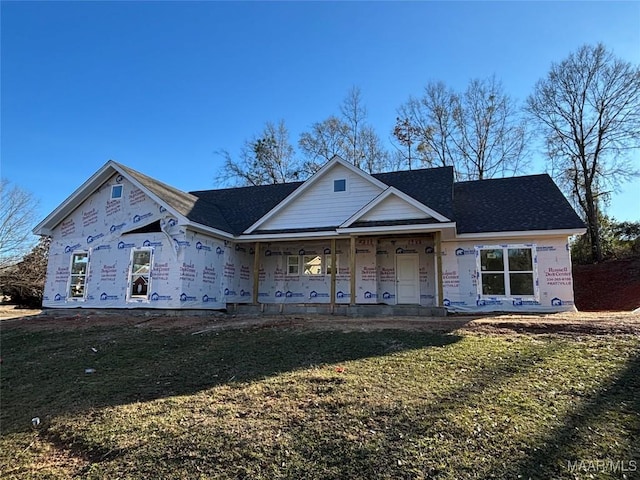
228, 303, 447, 317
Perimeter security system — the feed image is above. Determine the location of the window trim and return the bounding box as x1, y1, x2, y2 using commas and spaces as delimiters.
67, 251, 90, 301
324, 253, 340, 276
475, 244, 538, 300
111, 184, 123, 200
302, 255, 323, 276
333, 178, 347, 193
286, 255, 300, 276
127, 247, 153, 302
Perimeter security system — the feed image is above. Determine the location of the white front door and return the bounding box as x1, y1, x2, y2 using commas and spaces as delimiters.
396, 254, 420, 304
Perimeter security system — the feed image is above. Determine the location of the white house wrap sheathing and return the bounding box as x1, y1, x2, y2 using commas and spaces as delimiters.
440, 237, 576, 313
42, 174, 252, 309
37, 158, 584, 314
256, 237, 436, 306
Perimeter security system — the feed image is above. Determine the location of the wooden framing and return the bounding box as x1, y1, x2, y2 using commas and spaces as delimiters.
252, 241, 260, 305
330, 238, 337, 310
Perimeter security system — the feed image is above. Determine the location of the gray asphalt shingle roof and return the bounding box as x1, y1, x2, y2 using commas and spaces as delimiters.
372, 166, 455, 220
120, 162, 583, 236
454, 174, 585, 234
190, 182, 302, 235
117, 162, 233, 233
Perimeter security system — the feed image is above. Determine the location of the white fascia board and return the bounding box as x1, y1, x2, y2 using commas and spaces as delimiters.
340, 186, 450, 228
337, 222, 457, 235
244, 155, 389, 234
184, 222, 235, 240
33, 160, 119, 235
238, 231, 341, 242
114, 172, 188, 227
453, 228, 586, 241
108, 163, 236, 239
32, 160, 203, 238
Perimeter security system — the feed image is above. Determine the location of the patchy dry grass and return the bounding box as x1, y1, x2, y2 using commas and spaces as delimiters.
1, 319, 638, 479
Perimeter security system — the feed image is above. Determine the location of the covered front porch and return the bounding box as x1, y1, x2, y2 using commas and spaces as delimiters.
245, 232, 447, 309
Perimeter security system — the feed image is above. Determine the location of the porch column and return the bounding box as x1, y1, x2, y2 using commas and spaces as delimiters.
349, 236, 356, 305
330, 238, 337, 310
434, 232, 443, 307
252, 241, 260, 305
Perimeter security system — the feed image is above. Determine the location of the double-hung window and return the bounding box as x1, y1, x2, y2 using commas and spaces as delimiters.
69, 251, 89, 300
128, 248, 152, 300
286, 256, 299, 276
477, 245, 537, 298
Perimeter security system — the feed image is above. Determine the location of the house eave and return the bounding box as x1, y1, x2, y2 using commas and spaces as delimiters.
337, 222, 457, 235
32, 160, 193, 237
238, 231, 341, 242
33, 161, 119, 235
183, 221, 235, 240
453, 228, 587, 241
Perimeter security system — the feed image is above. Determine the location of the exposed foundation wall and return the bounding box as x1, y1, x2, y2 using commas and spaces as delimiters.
440, 236, 576, 313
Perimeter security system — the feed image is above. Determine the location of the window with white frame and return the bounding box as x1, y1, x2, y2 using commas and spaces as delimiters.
128, 248, 152, 300
111, 184, 123, 200
333, 179, 346, 192
68, 251, 89, 299
477, 245, 536, 297
287, 255, 300, 275
325, 254, 340, 276
303, 255, 323, 275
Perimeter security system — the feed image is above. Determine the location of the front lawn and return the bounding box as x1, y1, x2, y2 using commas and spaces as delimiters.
1, 319, 638, 479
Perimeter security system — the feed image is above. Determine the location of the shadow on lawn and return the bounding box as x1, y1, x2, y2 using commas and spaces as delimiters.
498, 351, 640, 479
0, 325, 462, 434
274, 340, 639, 480
282, 339, 570, 479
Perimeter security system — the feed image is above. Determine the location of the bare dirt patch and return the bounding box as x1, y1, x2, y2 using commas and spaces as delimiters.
2, 308, 639, 336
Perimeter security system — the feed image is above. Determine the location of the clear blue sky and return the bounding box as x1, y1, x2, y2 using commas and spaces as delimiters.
2, 1, 639, 229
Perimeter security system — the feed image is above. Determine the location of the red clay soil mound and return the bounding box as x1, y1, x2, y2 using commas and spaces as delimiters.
573, 256, 640, 311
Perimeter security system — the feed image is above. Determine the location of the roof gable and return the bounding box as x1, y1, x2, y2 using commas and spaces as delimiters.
373, 166, 455, 220
340, 187, 450, 228
33, 161, 234, 238
359, 193, 428, 222
245, 156, 388, 233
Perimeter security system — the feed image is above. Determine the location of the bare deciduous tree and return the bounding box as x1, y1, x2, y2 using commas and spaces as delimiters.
215, 120, 303, 186
298, 116, 350, 174
527, 43, 640, 262
392, 116, 423, 170
0, 180, 39, 267
397, 78, 529, 180
453, 76, 529, 180
396, 82, 457, 170
299, 86, 390, 174
340, 86, 368, 169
